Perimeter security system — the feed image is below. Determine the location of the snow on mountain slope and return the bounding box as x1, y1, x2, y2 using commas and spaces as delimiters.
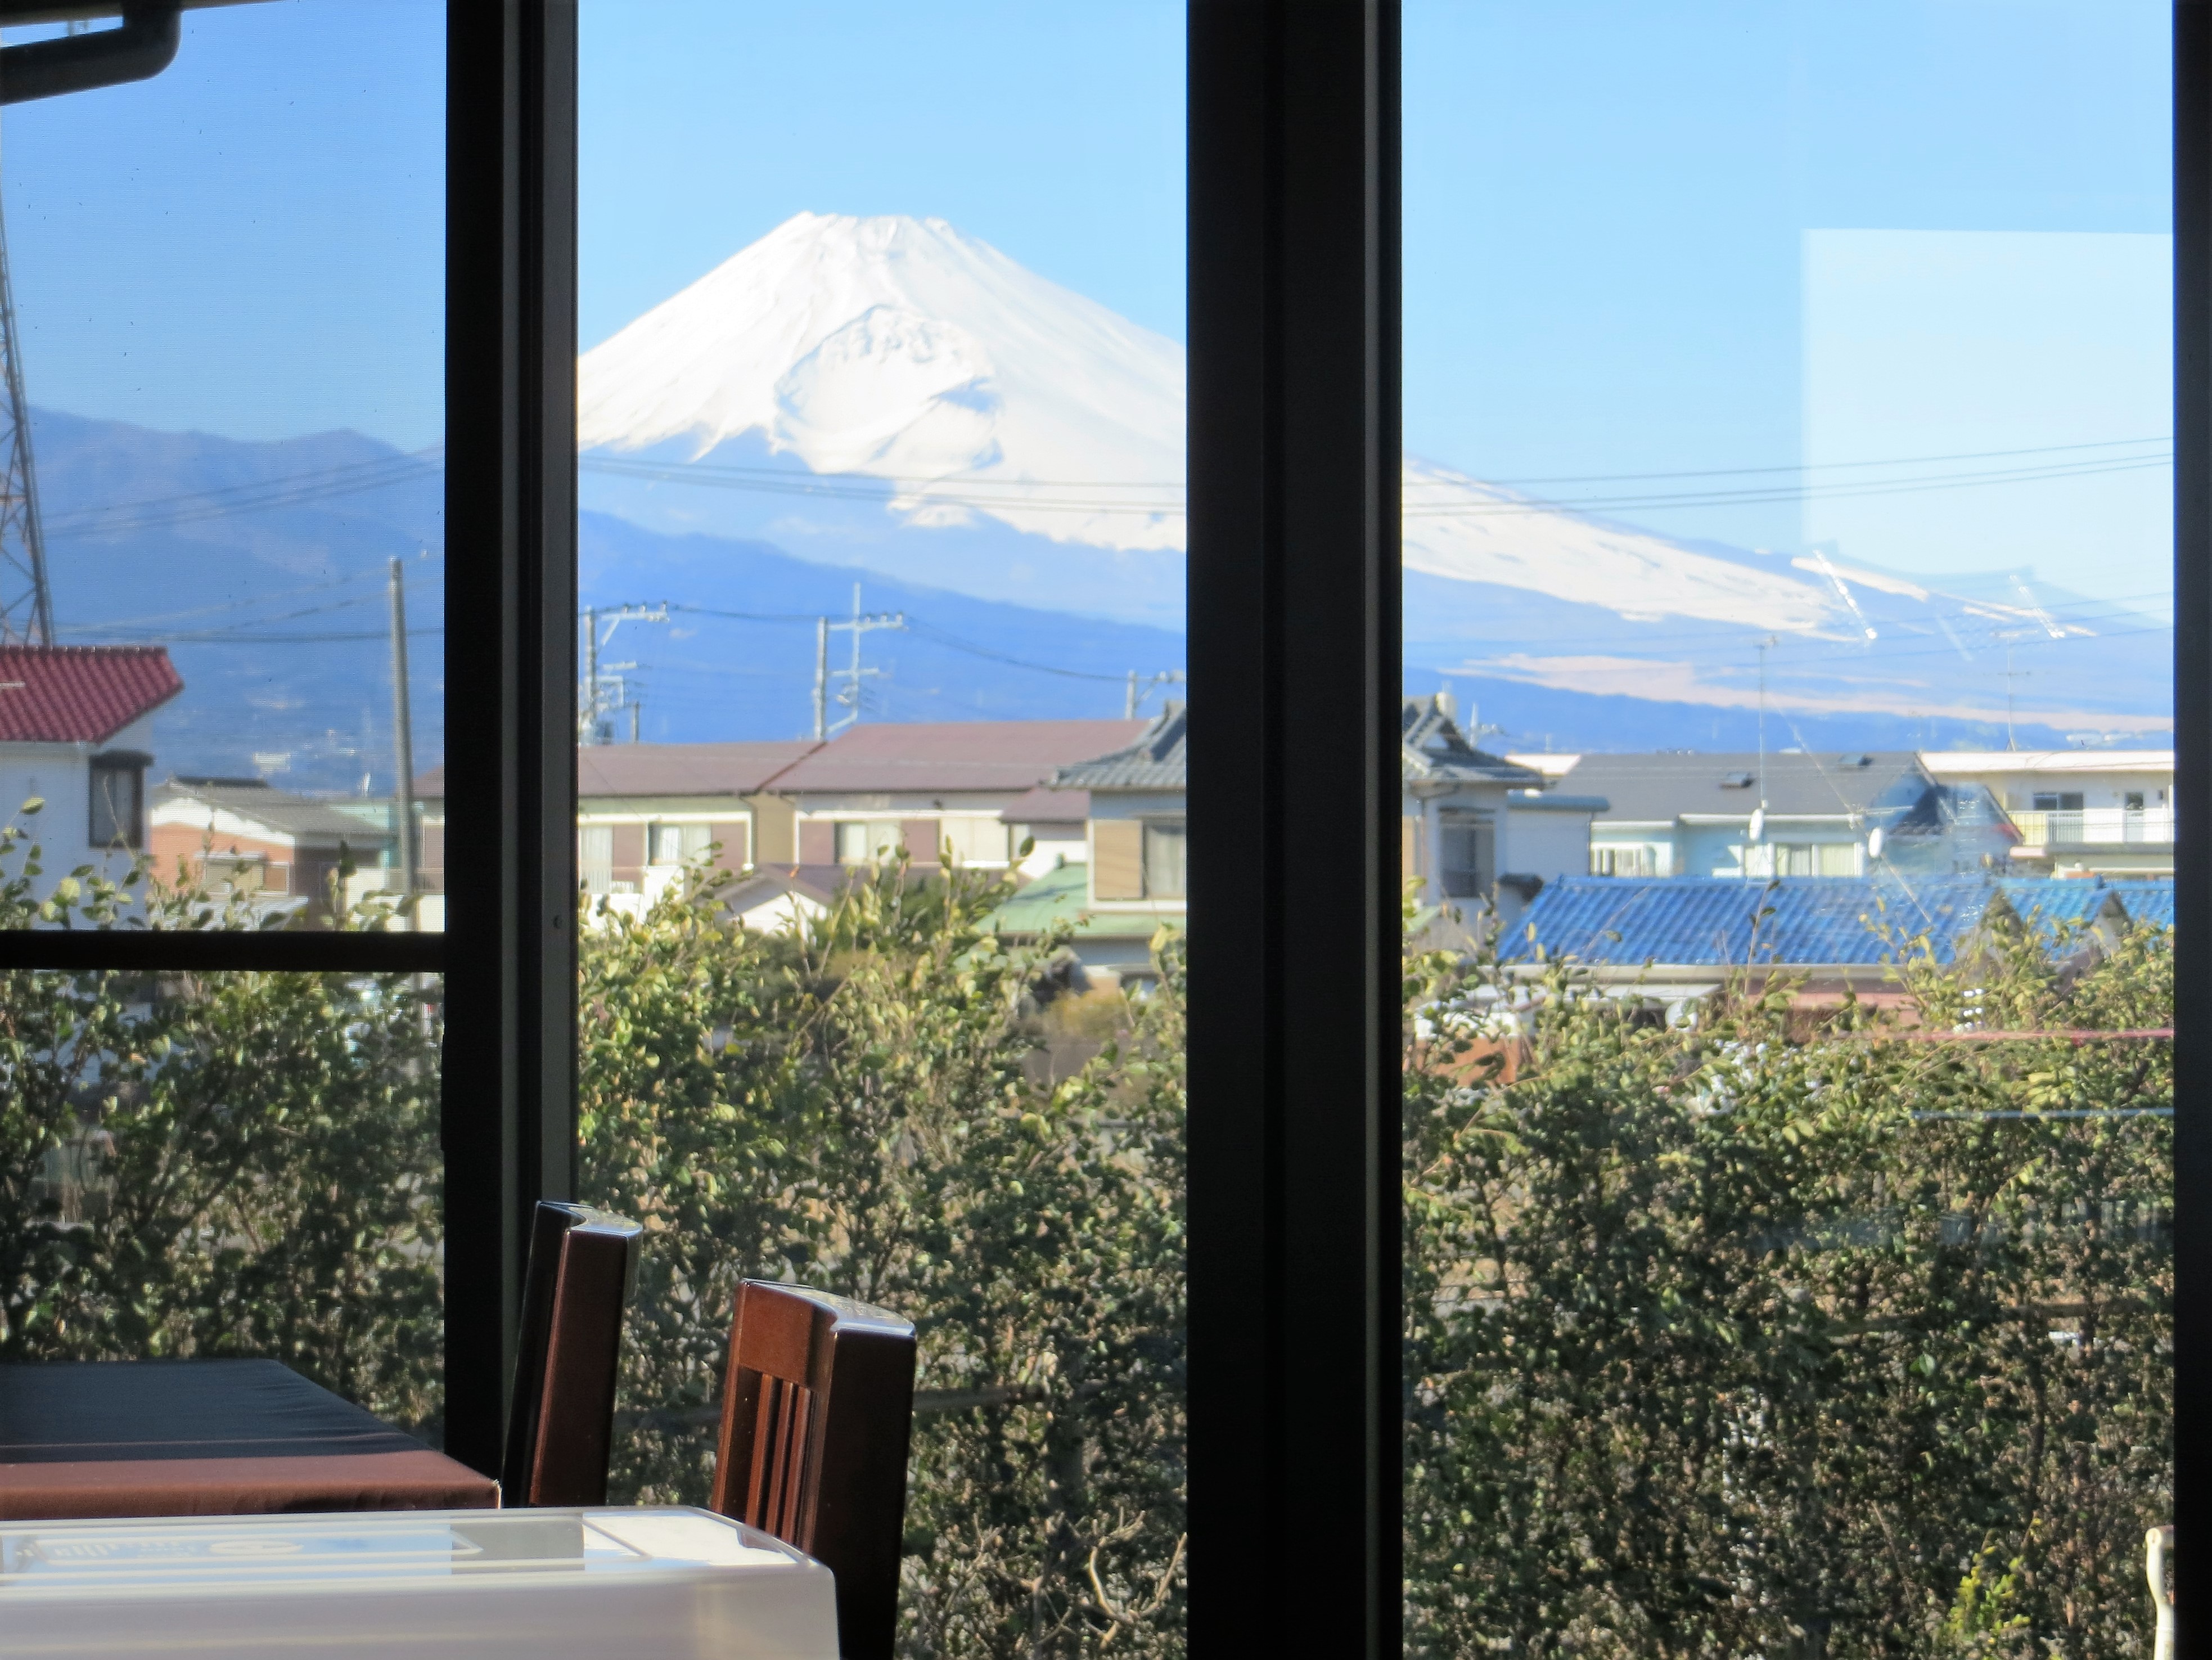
1399, 458, 1833, 632
580, 213, 1854, 632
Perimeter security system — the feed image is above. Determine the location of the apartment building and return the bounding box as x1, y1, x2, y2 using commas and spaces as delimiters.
1526, 750, 2017, 879
1918, 749, 2174, 876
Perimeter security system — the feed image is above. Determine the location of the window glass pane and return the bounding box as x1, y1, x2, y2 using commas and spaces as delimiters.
579, 5, 1186, 1648
1404, 6, 2171, 1653
2, 1, 445, 933
0, 960, 444, 1432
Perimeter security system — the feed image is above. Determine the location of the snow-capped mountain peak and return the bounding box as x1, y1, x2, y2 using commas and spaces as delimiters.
579, 213, 1187, 552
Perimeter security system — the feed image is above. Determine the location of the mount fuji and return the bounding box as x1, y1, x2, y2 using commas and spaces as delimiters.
578, 212, 2170, 741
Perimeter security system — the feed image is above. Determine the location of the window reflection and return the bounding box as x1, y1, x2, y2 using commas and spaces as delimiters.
1404, 4, 2171, 1653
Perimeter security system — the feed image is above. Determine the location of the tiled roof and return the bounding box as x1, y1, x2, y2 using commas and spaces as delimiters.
1994, 878, 2129, 942
1506, 875, 2007, 968
0, 646, 181, 744
153, 779, 388, 844
579, 741, 821, 798
1056, 706, 1186, 790
773, 719, 1149, 793
1400, 698, 1544, 786
2096, 879, 2174, 930
1557, 751, 1932, 823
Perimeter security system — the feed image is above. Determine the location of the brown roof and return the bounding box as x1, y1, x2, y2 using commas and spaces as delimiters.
0, 646, 182, 744
578, 741, 821, 798
771, 720, 1147, 794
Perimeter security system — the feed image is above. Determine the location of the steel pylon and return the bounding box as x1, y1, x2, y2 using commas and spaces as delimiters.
0, 181, 53, 648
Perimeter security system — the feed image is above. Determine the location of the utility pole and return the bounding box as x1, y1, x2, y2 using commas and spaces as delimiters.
0, 179, 52, 647
817, 584, 904, 736
1752, 635, 1777, 880
576, 602, 667, 744
2002, 646, 2031, 752
388, 558, 418, 910
1125, 668, 1186, 719
813, 617, 829, 740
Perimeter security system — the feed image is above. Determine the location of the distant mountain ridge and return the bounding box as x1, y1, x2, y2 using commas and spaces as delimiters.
578, 212, 2171, 738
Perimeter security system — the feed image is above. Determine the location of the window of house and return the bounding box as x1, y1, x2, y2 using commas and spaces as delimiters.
939, 816, 1009, 868
832, 820, 900, 866
1818, 841, 1859, 877
579, 824, 615, 894
2126, 790, 2147, 811
2034, 791, 2087, 813
88, 752, 146, 851
1591, 844, 1652, 877
1438, 811, 1493, 898
647, 822, 710, 865
1142, 820, 1187, 898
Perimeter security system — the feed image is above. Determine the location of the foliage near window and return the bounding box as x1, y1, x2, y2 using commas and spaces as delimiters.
1403, 902, 2172, 1660
578, 862, 1188, 1659
0, 806, 443, 1436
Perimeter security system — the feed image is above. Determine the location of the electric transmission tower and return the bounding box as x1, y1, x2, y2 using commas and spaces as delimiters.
0, 184, 52, 648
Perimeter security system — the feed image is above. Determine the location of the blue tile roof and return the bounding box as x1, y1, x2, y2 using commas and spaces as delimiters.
1511, 874, 2174, 969
1994, 878, 2124, 943
1507, 876, 2007, 968
2105, 879, 2175, 929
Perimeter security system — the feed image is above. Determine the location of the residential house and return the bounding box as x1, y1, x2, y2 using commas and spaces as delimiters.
764, 718, 1148, 870
998, 695, 1602, 985
1918, 749, 2174, 876
1402, 692, 1604, 934
571, 741, 821, 909
0, 645, 181, 906
150, 777, 395, 915
1021, 705, 1192, 988
998, 784, 1091, 878
1528, 750, 2016, 880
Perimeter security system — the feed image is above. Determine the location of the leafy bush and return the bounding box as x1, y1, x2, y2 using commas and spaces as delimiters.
0, 804, 443, 1434
0, 793, 2168, 1660
1403, 905, 2171, 1660
579, 861, 1187, 1659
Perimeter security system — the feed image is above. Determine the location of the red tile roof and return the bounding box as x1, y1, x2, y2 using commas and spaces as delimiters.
770, 720, 1148, 794
0, 646, 182, 744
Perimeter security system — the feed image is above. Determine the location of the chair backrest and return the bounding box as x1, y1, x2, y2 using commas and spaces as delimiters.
709, 1280, 917, 1660
501, 1200, 643, 1506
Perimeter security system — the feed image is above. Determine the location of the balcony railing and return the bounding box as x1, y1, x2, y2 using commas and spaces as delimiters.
2010, 808, 2175, 848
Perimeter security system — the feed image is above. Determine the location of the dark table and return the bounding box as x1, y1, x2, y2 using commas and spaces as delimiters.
0, 1358, 497, 1519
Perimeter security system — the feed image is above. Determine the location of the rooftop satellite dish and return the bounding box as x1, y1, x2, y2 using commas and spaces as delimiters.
1747, 807, 1765, 844
1867, 826, 1885, 861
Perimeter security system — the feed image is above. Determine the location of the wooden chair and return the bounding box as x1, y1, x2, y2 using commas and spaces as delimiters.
501, 1200, 643, 1507
709, 1280, 917, 1660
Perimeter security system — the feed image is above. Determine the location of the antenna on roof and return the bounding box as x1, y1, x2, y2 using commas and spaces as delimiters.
0, 181, 53, 647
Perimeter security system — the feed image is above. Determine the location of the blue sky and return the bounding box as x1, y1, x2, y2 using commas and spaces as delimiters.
0, 0, 2173, 602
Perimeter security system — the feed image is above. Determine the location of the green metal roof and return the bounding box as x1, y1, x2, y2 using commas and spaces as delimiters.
981, 862, 1186, 940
